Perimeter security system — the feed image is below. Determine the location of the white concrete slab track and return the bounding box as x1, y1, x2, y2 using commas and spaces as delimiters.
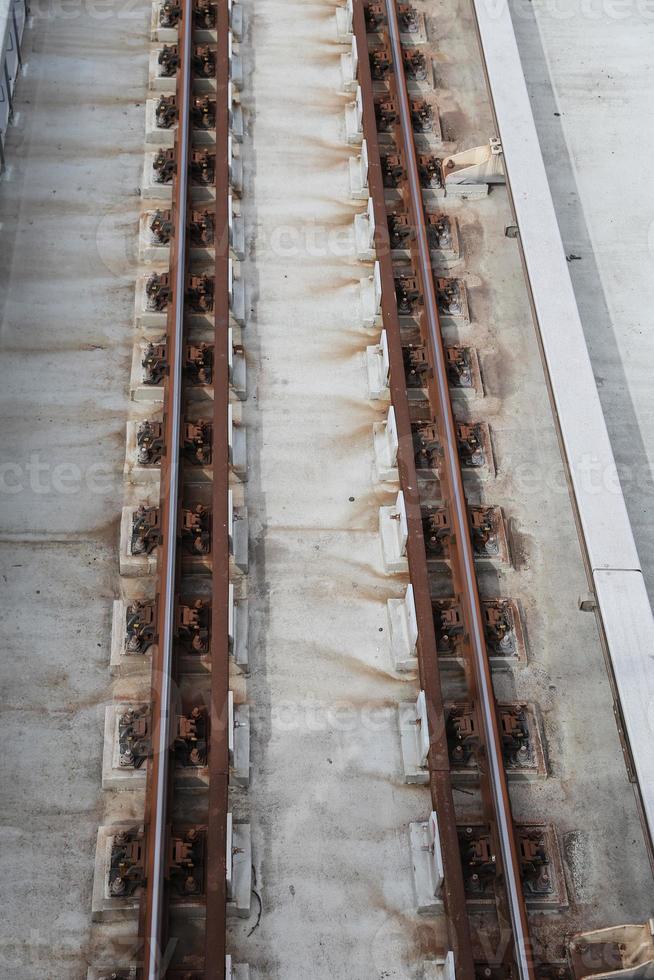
1, 0, 654, 976
229, 2, 441, 975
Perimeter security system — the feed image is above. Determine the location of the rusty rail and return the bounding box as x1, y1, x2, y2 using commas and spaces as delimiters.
381, 4, 535, 977
352, 2, 475, 975
386, 0, 534, 964
354, 1, 537, 975
140, 0, 193, 973
137, 1, 230, 976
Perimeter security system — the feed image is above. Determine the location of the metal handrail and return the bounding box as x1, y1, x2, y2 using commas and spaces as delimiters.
0, 0, 28, 171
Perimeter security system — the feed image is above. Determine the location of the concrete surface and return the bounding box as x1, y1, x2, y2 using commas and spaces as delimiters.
509, 0, 654, 606
228, 2, 452, 975
1, 0, 653, 976
0, 0, 151, 975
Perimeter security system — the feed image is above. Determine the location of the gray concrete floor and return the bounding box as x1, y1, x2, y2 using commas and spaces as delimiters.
0, 2, 150, 977
0, 0, 653, 977
510, 0, 654, 607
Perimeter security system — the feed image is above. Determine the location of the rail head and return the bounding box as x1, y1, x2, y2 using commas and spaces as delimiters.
381, 1, 537, 976
352, 2, 477, 976
141, 0, 193, 975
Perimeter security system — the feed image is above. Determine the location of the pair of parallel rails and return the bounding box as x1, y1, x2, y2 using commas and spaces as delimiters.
144, 0, 537, 975
354, 2, 535, 977
138, 1, 231, 977
129, 0, 654, 977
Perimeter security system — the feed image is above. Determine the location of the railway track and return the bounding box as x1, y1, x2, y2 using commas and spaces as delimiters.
340, 0, 654, 976
352, 1, 534, 975
82, 0, 654, 977
92, 0, 244, 976
138, 0, 232, 975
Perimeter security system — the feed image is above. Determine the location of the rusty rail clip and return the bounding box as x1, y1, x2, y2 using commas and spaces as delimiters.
174, 707, 208, 766
137, 419, 165, 465
176, 597, 211, 654
142, 342, 168, 386
181, 503, 212, 555
131, 504, 162, 555
184, 343, 214, 385
153, 148, 176, 184
183, 419, 213, 465
167, 827, 206, 896
126, 599, 158, 655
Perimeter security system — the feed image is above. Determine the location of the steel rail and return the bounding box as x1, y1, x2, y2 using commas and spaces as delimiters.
204, 0, 231, 975
383, 1, 536, 976
140, 0, 193, 973
352, 3, 475, 975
